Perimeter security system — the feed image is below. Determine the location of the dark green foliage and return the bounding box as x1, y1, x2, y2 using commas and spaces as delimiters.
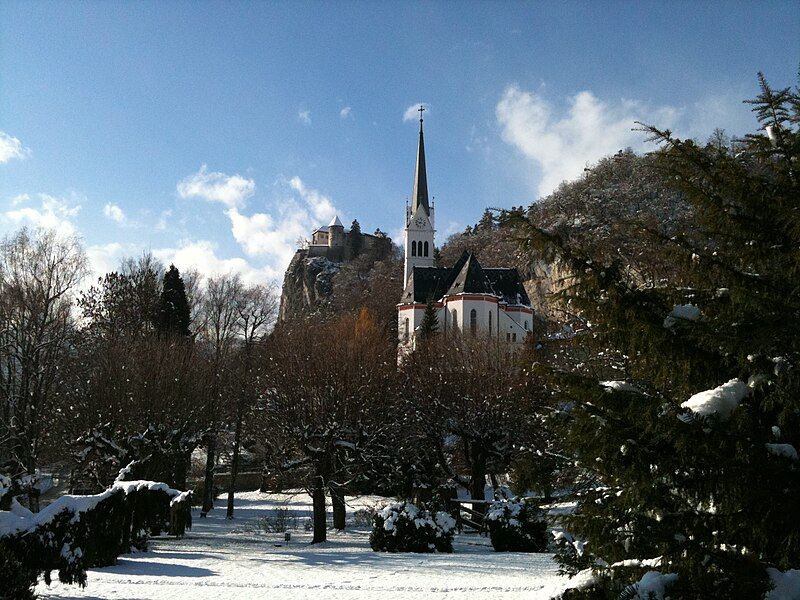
486, 498, 548, 552
369, 502, 454, 553
509, 453, 559, 500
348, 219, 363, 258
418, 296, 440, 341
0, 484, 192, 594
514, 74, 800, 597
159, 264, 190, 337
0, 542, 37, 600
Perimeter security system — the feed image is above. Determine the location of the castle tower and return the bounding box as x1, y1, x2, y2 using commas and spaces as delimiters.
328, 215, 344, 248
327, 215, 345, 261
403, 106, 435, 284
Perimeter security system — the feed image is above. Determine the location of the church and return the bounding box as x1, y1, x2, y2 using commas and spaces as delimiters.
397, 108, 533, 352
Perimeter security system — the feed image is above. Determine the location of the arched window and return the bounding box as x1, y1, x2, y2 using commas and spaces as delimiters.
524, 320, 528, 330
470, 309, 477, 335
411, 240, 417, 256
488, 311, 492, 334
451, 309, 458, 332
404, 318, 409, 342
424, 241, 429, 256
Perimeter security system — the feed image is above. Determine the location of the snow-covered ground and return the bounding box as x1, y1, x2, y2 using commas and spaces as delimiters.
36, 490, 579, 600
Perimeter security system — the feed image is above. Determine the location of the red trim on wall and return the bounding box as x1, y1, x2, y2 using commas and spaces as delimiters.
505, 306, 533, 314
444, 294, 499, 304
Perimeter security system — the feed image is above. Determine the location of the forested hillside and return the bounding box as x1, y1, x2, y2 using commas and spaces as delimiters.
440, 148, 697, 325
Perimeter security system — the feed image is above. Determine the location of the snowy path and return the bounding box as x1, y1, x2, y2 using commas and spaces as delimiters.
37, 491, 577, 600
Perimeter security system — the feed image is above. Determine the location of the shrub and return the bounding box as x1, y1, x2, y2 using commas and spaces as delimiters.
486, 498, 548, 552
352, 505, 377, 527
370, 502, 455, 553
0, 480, 192, 594
0, 542, 37, 600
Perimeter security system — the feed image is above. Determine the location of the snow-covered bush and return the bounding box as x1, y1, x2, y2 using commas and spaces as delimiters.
0, 480, 192, 594
485, 498, 548, 552
369, 502, 455, 553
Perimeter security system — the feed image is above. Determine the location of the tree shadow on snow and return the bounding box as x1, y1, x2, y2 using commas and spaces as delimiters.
101, 558, 217, 578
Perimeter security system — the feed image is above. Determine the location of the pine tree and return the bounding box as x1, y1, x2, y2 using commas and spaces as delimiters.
159, 264, 191, 337
418, 297, 439, 341
476, 209, 495, 231
517, 74, 800, 598
348, 219, 363, 258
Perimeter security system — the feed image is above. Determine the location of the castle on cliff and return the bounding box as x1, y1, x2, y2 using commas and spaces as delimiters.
306, 216, 388, 263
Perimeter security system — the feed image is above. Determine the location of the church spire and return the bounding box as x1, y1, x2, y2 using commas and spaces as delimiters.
411, 105, 429, 216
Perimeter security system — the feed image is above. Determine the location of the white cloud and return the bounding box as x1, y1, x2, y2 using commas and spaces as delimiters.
340, 106, 352, 119
103, 203, 126, 224
4, 193, 80, 237
288, 176, 337, 223
11, 193, 30, 205
85, 242, 129, 283
156, 209, 172, 231
225, 176, 341, 281
495, 85, 750, 199
177, 165, 255, 208
403, 103, 429, 122
0, 131, 29, 163
298, 109, 312, 125
154, 240, 276, 285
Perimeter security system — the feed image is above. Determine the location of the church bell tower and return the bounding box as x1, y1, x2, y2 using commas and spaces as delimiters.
404, 106, 435, 284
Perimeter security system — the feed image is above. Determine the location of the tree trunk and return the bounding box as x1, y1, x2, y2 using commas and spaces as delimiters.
201, 434, 216, 517
226, 406, 243, 519
311, 475, 327, 543
489, 473, 500, 497
330, 483, 346, 531
469, 444, 487, 514
174, 450, 190, 491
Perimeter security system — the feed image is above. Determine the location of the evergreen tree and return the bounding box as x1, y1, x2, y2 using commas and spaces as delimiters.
348, 219, 363, 258
476, 208, 495, 231
159, 264, 191, 337
418, 297, 439, 341
517, 74, 800, 598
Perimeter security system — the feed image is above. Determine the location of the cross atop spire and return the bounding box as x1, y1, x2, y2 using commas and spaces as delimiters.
411, 106, 429, 216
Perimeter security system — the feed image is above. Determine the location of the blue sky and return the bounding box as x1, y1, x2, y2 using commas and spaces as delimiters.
1, 1, 798, 283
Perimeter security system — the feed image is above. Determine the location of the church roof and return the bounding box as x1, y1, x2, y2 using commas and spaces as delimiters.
411, 111, 430, 217
400, 251, 531, 305
484, 267, 531, 305
446, 253, 493, 296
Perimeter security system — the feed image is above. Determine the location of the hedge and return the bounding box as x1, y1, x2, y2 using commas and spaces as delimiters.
0, 480, 191, 599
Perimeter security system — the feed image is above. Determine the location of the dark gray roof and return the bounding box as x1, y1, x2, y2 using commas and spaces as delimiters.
400, 252, 531, 305
411, 117, 430, 217
484, 268, 531, 305
446, 253, 493, 296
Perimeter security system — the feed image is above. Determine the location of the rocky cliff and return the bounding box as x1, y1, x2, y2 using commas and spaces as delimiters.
278, 251, 341, 323
278, 239, 400, 326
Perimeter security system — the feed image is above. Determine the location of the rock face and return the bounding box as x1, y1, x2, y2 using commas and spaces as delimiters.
278, 250, 341, 323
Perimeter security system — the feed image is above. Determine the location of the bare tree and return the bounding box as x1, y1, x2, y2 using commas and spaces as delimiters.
260, 310, 395, 542
0, 228, 87, 509
196, 273, 243, 516
225, 282, 278, 518
402, 335, 541, 507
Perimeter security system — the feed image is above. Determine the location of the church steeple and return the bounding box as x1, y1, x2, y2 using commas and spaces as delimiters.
403, 105, 435, 285
411, 106, 429, 216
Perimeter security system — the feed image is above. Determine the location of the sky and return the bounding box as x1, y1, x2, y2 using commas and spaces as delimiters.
1, 1, 798, 285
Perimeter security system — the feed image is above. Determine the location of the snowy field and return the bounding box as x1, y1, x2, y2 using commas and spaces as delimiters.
36, 490, 580, 600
